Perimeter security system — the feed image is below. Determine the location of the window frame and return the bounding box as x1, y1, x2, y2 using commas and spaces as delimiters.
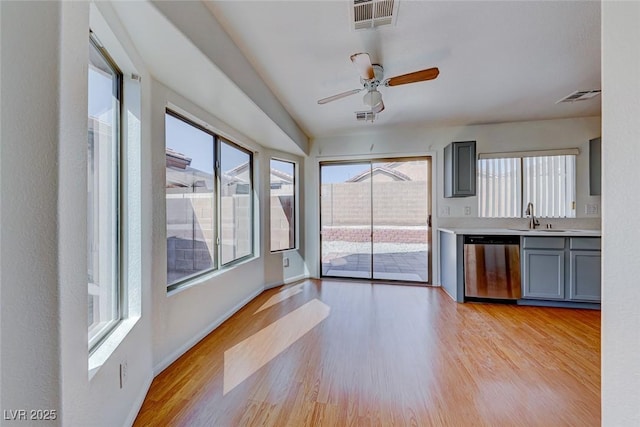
165, 110, 218, 289
219, 137, 255, 267
269, 158, 297, 253
165, 109, 255, 291
88, 32, 124, 353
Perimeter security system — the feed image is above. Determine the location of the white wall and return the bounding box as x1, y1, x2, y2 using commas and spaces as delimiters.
1, 2, 62, 422
307, 117, 601, 281
602, 1, 640, 425
1, 2, 308, 425
1, 2, 155, 425
0, 0, 4, 414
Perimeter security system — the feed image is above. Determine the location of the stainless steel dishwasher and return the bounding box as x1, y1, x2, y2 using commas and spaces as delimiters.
463, 235, 521, 301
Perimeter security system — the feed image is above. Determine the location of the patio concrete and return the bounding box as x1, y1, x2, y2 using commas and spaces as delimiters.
322, 251, 428, 282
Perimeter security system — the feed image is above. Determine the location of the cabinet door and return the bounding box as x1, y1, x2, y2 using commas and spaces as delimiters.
569, 250, 601, 301
444, 141, 476, 197
522, 249, 565, 300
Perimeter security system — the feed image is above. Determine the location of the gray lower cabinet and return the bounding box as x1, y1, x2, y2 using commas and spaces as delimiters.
569, 250, 602, 301
521, 236, 601, 303
522, 249, 565, 299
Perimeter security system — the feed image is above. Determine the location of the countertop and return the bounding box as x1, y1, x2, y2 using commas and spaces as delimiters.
438, 227, 601, 237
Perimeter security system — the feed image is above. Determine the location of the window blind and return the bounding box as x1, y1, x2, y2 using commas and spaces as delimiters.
523, 155, 576, 218
478, 154, 576, 218
478, 157, 521, 218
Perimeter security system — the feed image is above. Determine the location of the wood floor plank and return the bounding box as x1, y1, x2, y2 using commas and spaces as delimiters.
134, 279, 600, 426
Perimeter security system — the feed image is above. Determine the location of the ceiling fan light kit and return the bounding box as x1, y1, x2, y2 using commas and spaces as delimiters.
363, 89, 382, 108
318, 52, 439, 122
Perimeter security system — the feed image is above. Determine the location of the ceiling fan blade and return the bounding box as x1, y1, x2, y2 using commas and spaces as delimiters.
350, 52, 375, 80
384, 67, 440, 87
372, 99, 385, 114
317, 88, 363, 104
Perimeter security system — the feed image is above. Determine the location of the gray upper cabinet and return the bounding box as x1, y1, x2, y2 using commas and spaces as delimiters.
444, 141, 476, 198
589, 137, 601, 196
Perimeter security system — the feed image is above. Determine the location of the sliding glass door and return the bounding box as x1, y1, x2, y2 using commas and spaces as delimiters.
320, 158, 431, 283
321, 163, 372, 278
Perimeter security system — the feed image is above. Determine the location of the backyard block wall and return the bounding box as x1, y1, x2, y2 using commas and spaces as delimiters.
166, 191, 252, 278
271, 194, 294, 251
321, 181, 428, 226
320, 181, 429, 243
166, 191, 215, 280
221, 194, 251, 264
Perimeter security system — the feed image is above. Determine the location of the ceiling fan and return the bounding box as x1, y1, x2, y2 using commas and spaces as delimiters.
317, 52, 440, 121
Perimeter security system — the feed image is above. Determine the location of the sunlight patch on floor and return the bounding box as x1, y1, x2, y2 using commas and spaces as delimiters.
224, 298, 330, 395
254, 283, 305, 314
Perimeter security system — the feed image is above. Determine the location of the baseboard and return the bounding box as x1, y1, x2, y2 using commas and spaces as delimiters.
264, 274, 309, 290
153, 287, 263, 376
517, 299, 601, 310
440, 285, 457, 301
125, 373, 154, 427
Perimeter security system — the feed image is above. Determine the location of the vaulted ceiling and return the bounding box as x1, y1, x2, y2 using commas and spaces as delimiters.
205, 1, 601, 138
112, 1, 600, 153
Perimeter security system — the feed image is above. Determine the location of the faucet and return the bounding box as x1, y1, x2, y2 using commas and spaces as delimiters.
525, 202, 540, 229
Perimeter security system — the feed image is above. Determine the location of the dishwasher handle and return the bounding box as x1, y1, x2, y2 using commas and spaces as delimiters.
464, 235, 520, 245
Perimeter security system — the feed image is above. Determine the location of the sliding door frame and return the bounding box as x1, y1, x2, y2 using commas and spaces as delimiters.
319, 156, 432, 285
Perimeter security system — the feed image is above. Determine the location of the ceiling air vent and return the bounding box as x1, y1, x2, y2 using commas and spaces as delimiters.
556, 90, 601, 104
356, 111, 376, 121
352, 0, 398, 30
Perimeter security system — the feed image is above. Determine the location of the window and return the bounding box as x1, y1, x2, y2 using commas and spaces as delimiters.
165, 113, 216, 285
478, 158, 522, 218
478, 153, 576, 218
88, 35, 122, 349
165, 112, 254, 289
523, 155, 576, 218
220, 141, 253, 264
270, 159, 296, 251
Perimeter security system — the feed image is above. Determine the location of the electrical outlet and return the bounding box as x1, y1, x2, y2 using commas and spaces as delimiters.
119, 361, 128, 388
464, 206, 471, 216
283, 257, 289, 268
585, 204, 599, 215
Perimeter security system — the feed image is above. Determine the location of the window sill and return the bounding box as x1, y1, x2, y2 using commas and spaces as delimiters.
270, 247, 297, 254
88, 316, 141, 380
167, 255, 260, 297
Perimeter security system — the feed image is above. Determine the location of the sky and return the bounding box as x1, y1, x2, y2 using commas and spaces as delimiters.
88, 67, 113, 123
321, 163, 371, 184
166, 113, 249, 174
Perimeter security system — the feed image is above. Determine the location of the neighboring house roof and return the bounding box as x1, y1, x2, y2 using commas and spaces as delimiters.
225, 161, 249, 177
346, 163, 412, 182
270, 168, 293, 184
166, 150, 294, 187
166, 148, 192, 170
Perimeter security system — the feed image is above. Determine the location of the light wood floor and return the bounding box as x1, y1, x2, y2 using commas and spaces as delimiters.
134, 279, 600, 426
